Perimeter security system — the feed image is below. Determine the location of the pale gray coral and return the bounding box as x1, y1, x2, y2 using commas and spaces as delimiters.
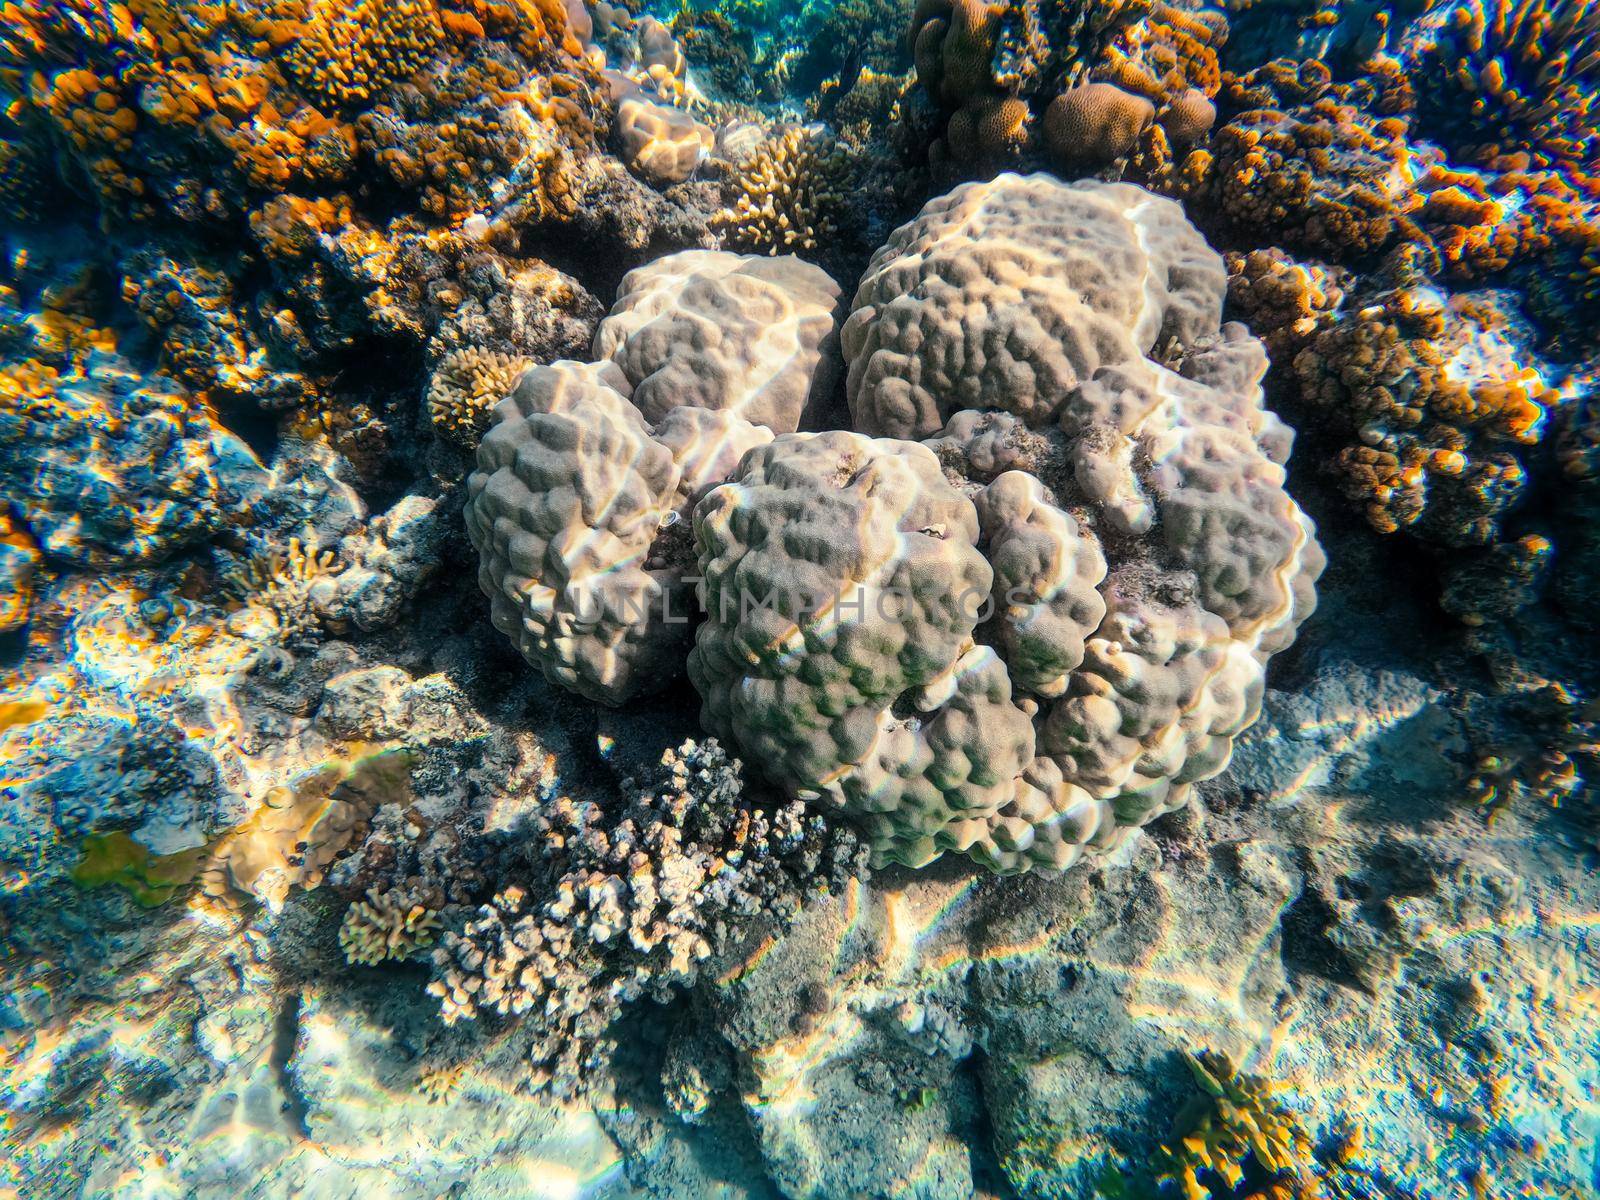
841, 174, 1226, 441
426, 739, 864, 1095
467, 249, 842, 703
690, 176, 1323, 873
593, 249, 842, 433
464, 360, 759, 704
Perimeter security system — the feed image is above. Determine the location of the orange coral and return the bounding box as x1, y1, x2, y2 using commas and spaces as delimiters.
281, 0, 445, 109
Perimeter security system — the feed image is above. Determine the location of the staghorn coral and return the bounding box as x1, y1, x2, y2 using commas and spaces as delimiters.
427, 739, 864, 1095
711, 127, 852, 255
339, 884, 444, 965
690, 175, 1321, 872
426, 347, 531, 446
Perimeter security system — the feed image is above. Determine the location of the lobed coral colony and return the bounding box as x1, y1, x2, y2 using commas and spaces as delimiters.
1, 0, 1598, 1197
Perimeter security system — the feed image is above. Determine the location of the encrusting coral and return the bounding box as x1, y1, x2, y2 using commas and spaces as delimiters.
426, 739, 864, 1095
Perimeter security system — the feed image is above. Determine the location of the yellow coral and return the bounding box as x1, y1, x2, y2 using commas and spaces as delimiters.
712, 127, 849, 255
339, 885, 443, 964
1157, 1051, 1319, 1200
427, 347, 530, 446
225, 537, 341, 641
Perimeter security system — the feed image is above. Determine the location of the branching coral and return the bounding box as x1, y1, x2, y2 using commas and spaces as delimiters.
224, 538, 342, 643
712, 127, 852, 255
340, 884, 444, 964
427, 739, 864, 1095
426, 347, 531, 446
1405, 0, 1600, 174
1156, 1051, 1319, 1200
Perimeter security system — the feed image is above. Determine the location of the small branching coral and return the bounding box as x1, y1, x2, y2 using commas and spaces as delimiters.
712, 127, 852, 255
426, 739, 865, 1095
339, 884, 444, 965
1466, 681, 1599, 818
1156, 1051, 1319, 1200
425, 347, 531, 446
225, 538, 342, 643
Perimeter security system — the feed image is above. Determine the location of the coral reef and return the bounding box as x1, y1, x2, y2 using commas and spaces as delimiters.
711, 126, 853, 255
692, 175, 1321, 871
427, 738, 864, 1094
3, 1, 1599, 1196
339, 884, 444, 965
907, 0, 1229, 173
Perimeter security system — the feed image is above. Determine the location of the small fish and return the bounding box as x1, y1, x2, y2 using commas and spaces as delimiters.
0, 698, 49, 731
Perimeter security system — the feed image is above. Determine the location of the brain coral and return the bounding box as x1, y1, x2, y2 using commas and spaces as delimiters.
690, 175, 1322, 873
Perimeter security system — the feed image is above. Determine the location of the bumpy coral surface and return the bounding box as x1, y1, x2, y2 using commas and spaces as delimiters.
691, 175, 1322, 872
466, 248, 840, 703
0, 312, 266, 569
594, 249, 842, 432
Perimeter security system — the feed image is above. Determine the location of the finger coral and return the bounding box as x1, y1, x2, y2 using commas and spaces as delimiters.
426, 347, 532, 446
1404, 0, 1600, 174
426, 739, 864, 1095
340, 884, 444, 965
711, 127, 853, 255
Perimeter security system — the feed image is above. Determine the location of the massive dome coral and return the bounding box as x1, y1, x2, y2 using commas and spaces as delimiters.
692, 175, 1322, 873
469, 175, 1322, 875
465, 249, 839, 704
